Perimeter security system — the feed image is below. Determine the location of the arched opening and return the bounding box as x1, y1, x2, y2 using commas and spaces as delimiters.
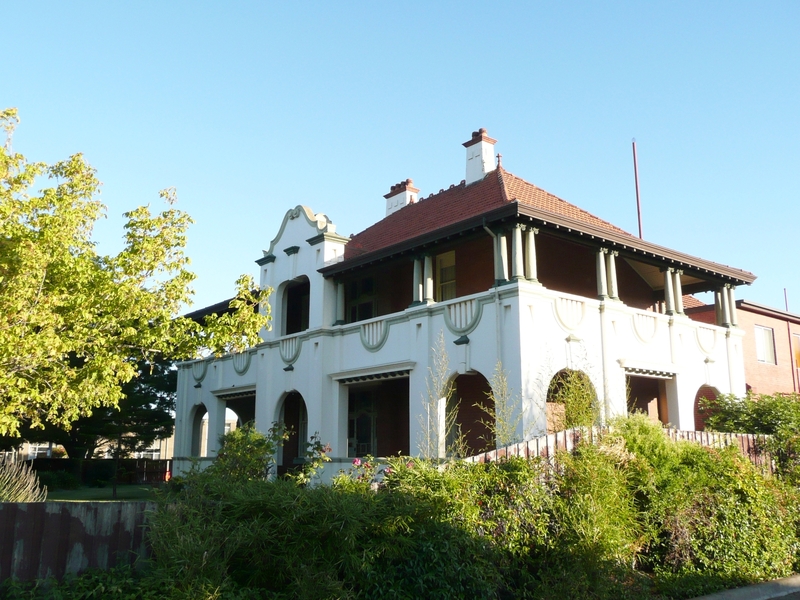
693, 385, 719, 431
451, 372, 494, 456
278, 391, 308, 474
190, 403, 208, 457
546, 369, 598, 433
283, 276, 310, 335
627, 375, 669, 425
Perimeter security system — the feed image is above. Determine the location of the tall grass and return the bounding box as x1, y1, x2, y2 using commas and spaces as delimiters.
0, 458, 46, 502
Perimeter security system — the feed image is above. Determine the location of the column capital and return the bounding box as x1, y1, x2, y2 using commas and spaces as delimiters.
599, 247, 609, 255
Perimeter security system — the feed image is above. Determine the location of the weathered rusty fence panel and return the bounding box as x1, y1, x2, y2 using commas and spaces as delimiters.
0, 502, 154, 581
466, 427, 773, 474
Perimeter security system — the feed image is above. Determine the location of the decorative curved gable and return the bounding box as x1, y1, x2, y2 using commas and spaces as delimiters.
260, 205, 338, 261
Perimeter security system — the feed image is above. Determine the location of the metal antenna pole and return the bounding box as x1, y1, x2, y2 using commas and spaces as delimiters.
632, 139, 643, 239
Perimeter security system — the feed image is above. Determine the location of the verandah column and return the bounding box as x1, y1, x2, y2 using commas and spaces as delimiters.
524, 226, 539, 282
673, 270, 684, 315
726, 284, 738, 326
605, 250, 619, 300
411, 257, 423, 305
596, 248, 609, 299
423, 255, 434, 302
497, 230, 509, 284
663, 268, 676, 315
335, 281, 345, 324
718, 285, 731, 327
511, 223, 525, 281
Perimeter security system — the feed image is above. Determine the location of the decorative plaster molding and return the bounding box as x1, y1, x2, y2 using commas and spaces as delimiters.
231, 351, 253, 375
260, 205, 337, 260
553, 297, 585, 332
632, 313, 659, 345
329, 360, 417, 382
306, 232, 350, 246
443, 298, 483, 336
696, 326, 718, 356
360, 319, 391, 352
279, 335, 303, 365
191, 360, 208, 382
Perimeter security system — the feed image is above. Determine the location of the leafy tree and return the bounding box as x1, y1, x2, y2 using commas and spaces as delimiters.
0, 108, 270, 437
1, 356, 176, 460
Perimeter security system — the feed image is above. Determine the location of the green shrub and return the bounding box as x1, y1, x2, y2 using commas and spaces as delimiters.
142, 415, 800, 599
209, 421, 288, 481
37, 470, 81, 491
612, 414, 799, 597
700, 392, 800, 483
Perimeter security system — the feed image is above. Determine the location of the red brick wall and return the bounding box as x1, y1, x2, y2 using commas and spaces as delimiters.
627, 376, 667, 424
455, 235, 495, 295
687, 304, 800, 395
734, 309, 799, 395
616, 258, 658, 309
686, 305, 716, 325
376, 261, 413, 315
536, 234, 597, 298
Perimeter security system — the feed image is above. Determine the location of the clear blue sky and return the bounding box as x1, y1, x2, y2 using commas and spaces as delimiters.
4, 2, 798, 312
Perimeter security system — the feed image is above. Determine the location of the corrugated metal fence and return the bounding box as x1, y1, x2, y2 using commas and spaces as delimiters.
464, 426, 773, 474
0, 501, 153, 581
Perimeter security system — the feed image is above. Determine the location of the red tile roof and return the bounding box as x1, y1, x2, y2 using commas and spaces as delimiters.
682, 295, 707, 309
344, 167, 630, 260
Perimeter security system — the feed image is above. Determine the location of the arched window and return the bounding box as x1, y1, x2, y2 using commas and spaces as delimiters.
283, 277, 310, 335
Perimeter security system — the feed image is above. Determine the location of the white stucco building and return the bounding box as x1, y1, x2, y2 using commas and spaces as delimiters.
173, 129, 755, 475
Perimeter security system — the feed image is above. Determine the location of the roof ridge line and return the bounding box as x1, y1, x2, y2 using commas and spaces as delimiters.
503, 168, 632, 236
496, 166, 512, 203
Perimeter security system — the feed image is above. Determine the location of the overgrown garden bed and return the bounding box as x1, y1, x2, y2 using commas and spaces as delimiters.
4, 414, 799, 599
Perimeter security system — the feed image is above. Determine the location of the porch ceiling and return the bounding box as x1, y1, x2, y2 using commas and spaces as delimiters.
624, 258, 707, 292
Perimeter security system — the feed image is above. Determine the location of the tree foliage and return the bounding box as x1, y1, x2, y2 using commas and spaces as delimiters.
0, 108, 270, 436
699, 392, 800, 483
0, 356, 177, 460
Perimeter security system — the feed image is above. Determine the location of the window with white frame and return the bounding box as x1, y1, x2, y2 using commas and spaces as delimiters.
436, 251, 456, 301
754, 325, 776, 364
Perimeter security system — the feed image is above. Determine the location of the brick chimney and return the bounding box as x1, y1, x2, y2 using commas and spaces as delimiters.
384, 178, 419, 217
463, 128, 497, 185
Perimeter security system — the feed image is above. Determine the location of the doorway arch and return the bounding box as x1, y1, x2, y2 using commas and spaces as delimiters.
451, 371, 494, 456
278, 391, 308, 473
190, 403, 208, 457
545, 369, 598, 433
693, 385, 719, 431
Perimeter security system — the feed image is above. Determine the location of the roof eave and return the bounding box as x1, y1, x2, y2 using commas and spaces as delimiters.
515, 204, 756, 286
321, 200, 756, 287
319, 203, 518, 276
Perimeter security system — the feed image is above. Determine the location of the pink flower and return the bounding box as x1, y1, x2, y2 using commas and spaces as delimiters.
384, 467, 393, 475
406, 462, 413, 468
352, 458, 362, 467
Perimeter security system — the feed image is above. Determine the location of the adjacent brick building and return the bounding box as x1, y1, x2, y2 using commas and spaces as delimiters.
687, 300, 800, 395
